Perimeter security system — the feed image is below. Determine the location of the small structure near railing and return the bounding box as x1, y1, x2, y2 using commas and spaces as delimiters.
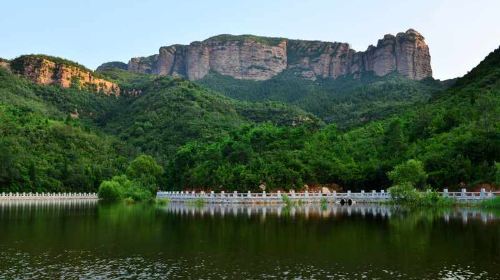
0, 192, 98, 201
157, 188, 498, 204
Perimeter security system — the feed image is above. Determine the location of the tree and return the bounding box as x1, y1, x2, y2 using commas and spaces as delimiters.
384, 118, 406, 157
388, 159, 428, 189
126, 155, 164, 193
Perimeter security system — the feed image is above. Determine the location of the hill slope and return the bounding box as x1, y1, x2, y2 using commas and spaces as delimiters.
168, 47, 500, 191
0, 68, 132, 192
198, 70, 446, 128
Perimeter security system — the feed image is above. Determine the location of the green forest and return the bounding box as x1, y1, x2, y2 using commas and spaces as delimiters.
0, 47, 499, 193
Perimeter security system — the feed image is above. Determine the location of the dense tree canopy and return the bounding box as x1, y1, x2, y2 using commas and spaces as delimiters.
1, 47, 499, 193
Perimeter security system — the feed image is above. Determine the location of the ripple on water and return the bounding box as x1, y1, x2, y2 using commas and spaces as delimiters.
0, 249, 495, 279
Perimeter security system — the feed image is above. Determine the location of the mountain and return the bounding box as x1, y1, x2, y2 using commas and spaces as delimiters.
0, 67, 132, 192
167, 47, 500, 191
98, 68, 320, 164
10, 55, 120, 95
100, 29, 432, 81
0, 57, 320, 193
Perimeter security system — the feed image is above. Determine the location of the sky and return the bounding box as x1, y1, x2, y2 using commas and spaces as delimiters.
1, 0, 499, 80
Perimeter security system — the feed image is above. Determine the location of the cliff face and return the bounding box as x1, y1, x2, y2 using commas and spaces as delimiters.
0, 58, 10, 71
12, 56, 120, 95
123, 29, 432, 81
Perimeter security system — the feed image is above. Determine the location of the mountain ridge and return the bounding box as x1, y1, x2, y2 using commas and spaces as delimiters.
102, 29, 432, 81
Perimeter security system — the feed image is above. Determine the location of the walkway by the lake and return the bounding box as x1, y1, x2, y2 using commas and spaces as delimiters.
157, 188, 498, 204
0, 193, 98, 201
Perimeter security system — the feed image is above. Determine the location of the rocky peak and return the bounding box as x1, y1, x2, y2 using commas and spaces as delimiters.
11, 55, 120, 95
107, 29, 432, 81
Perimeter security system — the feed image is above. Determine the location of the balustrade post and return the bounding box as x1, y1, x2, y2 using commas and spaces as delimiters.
461, 188, 466, 197
247, 191, 251, 198
480, 188, 486, 198
443, 188, 448, 197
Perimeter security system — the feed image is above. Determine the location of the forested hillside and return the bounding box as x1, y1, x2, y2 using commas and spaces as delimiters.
198, 70, 447, 128
1, 46, 498, 193
0, 68, 132, 192
169, 48, 500, 191
0, 65, 319, 192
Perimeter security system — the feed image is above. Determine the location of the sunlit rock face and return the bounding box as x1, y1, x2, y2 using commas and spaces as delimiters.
12, 56, 120, 95
122, 29, 432, 81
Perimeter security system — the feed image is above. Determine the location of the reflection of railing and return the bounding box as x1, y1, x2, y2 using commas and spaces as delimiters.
157, 188, 499, 204
0, 193, 98, 200
161, 203, 499, 223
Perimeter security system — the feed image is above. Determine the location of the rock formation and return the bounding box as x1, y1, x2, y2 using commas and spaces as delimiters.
11, 55, 120, 95
0, 58, 10, 71
118, 29, 432, 81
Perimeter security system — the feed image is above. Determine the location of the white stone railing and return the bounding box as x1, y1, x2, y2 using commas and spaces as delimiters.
0, 192, 98, 200
157, 188, 499, 204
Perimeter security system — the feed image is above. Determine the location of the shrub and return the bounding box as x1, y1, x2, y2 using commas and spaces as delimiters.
388, 159, 428, 189
98, 180, 122, 201
388, 183, 420, 204
388, 183, 453, 207
97, 175, 155, 202
126, 155, 164, 194
281, 194, 293, 207
481, 196, 500, 209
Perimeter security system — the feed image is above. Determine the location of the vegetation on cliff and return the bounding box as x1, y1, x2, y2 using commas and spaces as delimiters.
1, 46, 499, 193
198, 70, 446, 128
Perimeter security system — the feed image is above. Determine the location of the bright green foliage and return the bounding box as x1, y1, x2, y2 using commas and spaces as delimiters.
388, 183, 453, 207
388, 183, 420, 204
101, 75, 319, 164
126, 155, 164, 194
97, 180, 122, 202
97, 155, 164, 202
2, 46, 500, 194
480, 196, 500, 209
388, 160, 428, 189
171, 47, 500, 191
0, 68, 132, 193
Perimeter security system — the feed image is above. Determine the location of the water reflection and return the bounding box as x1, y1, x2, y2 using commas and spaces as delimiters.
0, 200, 498, 279
160, 202, 499, 223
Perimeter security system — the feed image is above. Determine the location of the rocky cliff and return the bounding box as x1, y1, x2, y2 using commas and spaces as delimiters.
0, 58, 10, 71
119, 29, 431, 81
11, 55, 120, 95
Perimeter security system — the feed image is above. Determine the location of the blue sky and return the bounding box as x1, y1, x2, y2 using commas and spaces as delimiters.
1, 0, 499, 79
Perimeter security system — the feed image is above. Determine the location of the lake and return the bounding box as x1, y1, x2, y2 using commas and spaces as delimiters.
0, 201, 498, 279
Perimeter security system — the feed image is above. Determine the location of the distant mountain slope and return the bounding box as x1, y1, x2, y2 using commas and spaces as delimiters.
198, 70, 447, 128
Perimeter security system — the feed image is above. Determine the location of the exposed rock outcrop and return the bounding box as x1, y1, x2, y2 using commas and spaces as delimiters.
0, 58, 10, 71
117, 29, 432, 81
11, 55, 120, 95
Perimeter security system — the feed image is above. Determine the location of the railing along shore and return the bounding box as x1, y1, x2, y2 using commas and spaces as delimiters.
157, 188, 499, 204
0, 192, 98, 200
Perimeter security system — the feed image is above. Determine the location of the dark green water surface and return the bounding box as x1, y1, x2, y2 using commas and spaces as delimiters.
0, 201, 498, 279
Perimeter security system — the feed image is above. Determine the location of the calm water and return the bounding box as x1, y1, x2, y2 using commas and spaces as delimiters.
0, 201, 499, 279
